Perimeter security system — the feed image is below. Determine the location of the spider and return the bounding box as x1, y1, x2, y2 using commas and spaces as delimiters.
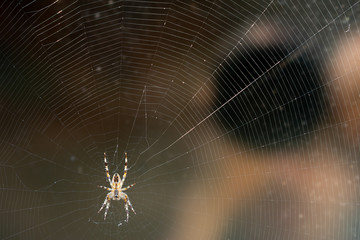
97, 152, 136, 222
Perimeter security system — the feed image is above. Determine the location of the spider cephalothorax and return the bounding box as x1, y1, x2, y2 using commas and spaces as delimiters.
97, 152, 136, 222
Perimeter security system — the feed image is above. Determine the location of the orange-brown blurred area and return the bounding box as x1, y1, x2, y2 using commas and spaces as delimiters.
0, 0, 360, 239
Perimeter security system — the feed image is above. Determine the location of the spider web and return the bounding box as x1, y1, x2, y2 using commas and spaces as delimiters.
1, 0, 360, 239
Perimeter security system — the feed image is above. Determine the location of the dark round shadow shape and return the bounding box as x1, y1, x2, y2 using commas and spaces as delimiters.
213, 44, 326, 150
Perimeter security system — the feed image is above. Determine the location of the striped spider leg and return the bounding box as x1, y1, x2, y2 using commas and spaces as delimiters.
97, 152, 136, 222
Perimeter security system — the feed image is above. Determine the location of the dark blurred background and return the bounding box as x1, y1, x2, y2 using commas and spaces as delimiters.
1, 0, 360, 239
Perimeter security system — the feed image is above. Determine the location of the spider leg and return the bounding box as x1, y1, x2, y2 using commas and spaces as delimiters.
121, 183, 136, 191
124, 194, 136, 215
127, 198, 136, 214
98, 194, 111, 220
121, 152, 128, 184
123, 194, 136, 222
124, 199, 129, 222
104, 199, 111, 220
103, 152, 111, 185
97, 185, 112, 191
98, 195, 108, 214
